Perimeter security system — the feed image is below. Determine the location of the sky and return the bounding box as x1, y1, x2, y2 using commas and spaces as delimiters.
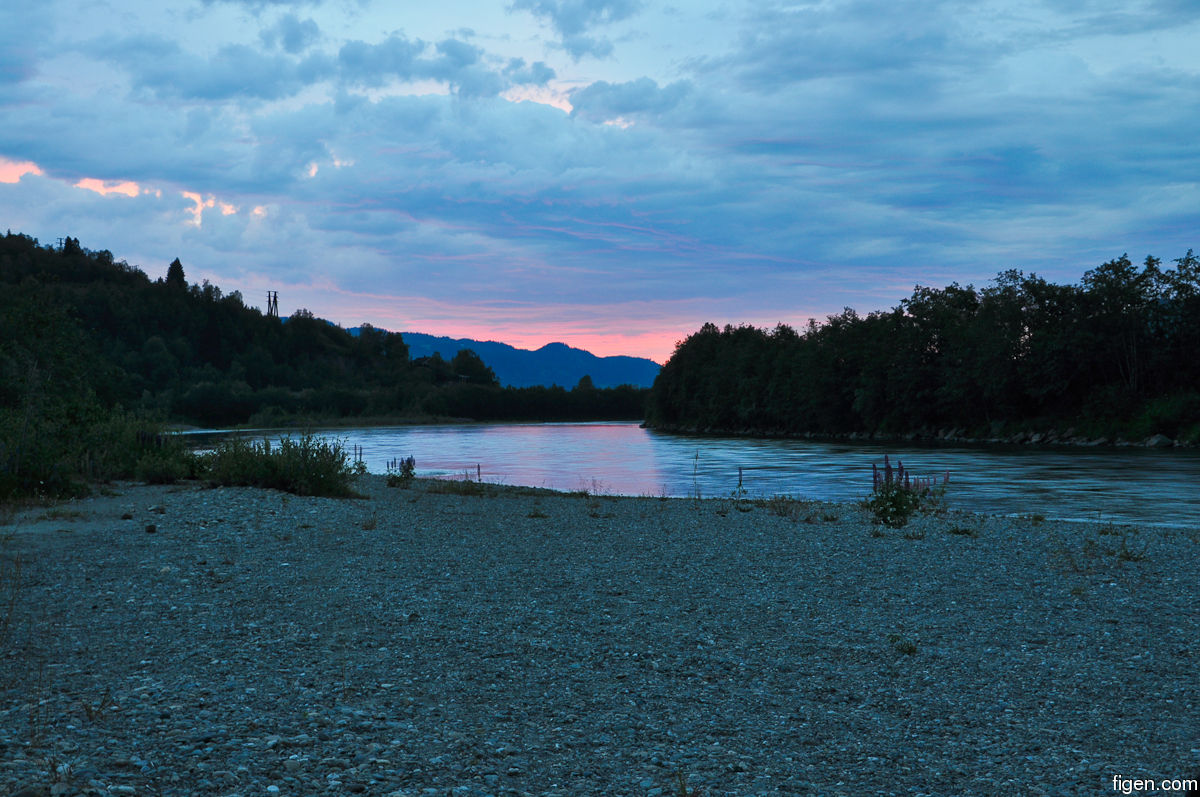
2, 0, 1198, 363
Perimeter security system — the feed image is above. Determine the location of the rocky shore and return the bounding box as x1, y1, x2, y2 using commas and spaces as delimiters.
644, 423, 1195, 449
2, 476, 1197, 796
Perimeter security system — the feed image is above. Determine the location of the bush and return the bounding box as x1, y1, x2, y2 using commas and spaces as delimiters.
1129, 392, 1200, 440
386, 456, 416, 488
201, 434, 364, 497
865, 481, 924, 528
865, 455, 945, 528
1, 404, 192, 499
136, 449, 196, 484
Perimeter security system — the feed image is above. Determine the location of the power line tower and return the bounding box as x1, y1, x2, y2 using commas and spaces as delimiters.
266, 291, 279, 319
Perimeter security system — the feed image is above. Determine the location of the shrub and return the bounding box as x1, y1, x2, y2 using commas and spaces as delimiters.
1128, 391, 1200, 440
386, 455, 416, 488
865, 480, 924, 528
425, 477, 492, 497
887, 633, 918, 655
866, 454, 946, 528
1, 405, 192, 499
135, 450, 196, 484
201, 434, 363, 497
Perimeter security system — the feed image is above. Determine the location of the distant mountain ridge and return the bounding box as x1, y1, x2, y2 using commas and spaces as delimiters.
395, 331, 661, 388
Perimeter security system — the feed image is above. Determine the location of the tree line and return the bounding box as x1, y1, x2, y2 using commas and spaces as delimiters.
0, 232, 645, 497
646, 253, 1200, 444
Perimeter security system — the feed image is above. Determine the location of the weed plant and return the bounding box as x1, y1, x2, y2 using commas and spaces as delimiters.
674, 771, 703, 797
865, 481, 925, 528
865, 456, 947, 528
0, 547, 21, 649
759, 494, 805, 520
202, 434, 364, 497
757, 494, 840, 523
887, 633, 918, 655
386, 455, 416, 488
1050, 524, 1149, 574
425, 477, 493, 497
1, 408, 195, 499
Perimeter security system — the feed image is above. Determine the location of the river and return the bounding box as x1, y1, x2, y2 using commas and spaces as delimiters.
267, 422, 1200, 528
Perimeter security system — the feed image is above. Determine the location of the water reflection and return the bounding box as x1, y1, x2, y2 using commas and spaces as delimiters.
227, 422, 1200, 528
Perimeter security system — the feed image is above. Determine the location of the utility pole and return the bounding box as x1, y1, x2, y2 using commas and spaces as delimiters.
266, 291, 279, 318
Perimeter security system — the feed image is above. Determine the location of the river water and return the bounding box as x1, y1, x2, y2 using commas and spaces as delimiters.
279, 422, 1200, 528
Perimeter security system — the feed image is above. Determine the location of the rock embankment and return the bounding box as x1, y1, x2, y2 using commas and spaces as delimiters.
2, 477, 1197, 796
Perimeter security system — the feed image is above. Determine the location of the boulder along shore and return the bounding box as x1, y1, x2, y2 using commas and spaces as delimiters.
1, 476, 1196, 796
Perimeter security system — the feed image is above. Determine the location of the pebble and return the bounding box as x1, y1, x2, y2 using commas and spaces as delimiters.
1, 476, 1194, 795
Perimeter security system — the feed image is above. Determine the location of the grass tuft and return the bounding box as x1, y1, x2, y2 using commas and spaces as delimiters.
201, 434, 364, 497
674, 771, 704, 797
424, 477, 493, 497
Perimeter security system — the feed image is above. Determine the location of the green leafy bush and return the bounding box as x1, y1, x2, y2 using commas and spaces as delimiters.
136, 449, 196, 484
386, 455, 416, 488
865, 455, 946, 528
866, 481, 924, 528
201, 434, 363, 497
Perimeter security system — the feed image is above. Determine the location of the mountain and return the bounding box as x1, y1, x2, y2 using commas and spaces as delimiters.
396, 332, 661, 388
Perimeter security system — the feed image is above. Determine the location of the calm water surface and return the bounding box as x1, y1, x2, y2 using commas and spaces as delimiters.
293, 422, 1200, 528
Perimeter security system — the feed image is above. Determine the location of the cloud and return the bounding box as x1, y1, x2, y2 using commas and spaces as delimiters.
76, 178, 141, 197
569, 77, 690, 122
4, 0, 1200, 364
260, 13, 321, 54
337, 33, 427, 87
0, 157, 43, 183
694, 0, 984, 92
0, 3, 52, 86
91, 34, 335, 101
503, 58, 556, 86
201, 0, 322, 8
1039, 0, 1200, 35
337, 33, 555, 97
510, 0, 644, 59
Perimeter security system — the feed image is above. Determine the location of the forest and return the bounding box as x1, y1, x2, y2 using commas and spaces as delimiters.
646, 253, 1200, 445
0, 232, 645, 497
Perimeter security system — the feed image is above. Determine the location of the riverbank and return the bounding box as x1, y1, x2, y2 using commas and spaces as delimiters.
2, 477, 1196, 796
644, 422, 1196, 449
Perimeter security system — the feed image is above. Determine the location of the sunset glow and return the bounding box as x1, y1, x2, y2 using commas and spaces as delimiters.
0, 158, 42, 184
182, 192, 239, 227
75, 178, 141, 197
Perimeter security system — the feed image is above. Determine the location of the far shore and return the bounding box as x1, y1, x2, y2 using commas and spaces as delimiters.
173, 415, 1198, 451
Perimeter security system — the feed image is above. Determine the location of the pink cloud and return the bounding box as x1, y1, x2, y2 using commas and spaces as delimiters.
0, 158, 43, 184
182, 191, 238, 226
75, 177, 141, 197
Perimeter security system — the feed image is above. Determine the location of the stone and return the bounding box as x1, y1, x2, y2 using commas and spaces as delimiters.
1146, 433, 1174, 448
9, 786, 49, 797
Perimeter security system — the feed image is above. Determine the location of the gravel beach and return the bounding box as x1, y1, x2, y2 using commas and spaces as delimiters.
1, 475, 1197, 796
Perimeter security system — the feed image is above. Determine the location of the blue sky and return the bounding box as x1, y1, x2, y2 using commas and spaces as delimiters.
2, 0, 1198, 361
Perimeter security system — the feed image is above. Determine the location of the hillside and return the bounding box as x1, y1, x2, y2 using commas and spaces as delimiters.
0, 231, 649, 497
397, 332, 660, 388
